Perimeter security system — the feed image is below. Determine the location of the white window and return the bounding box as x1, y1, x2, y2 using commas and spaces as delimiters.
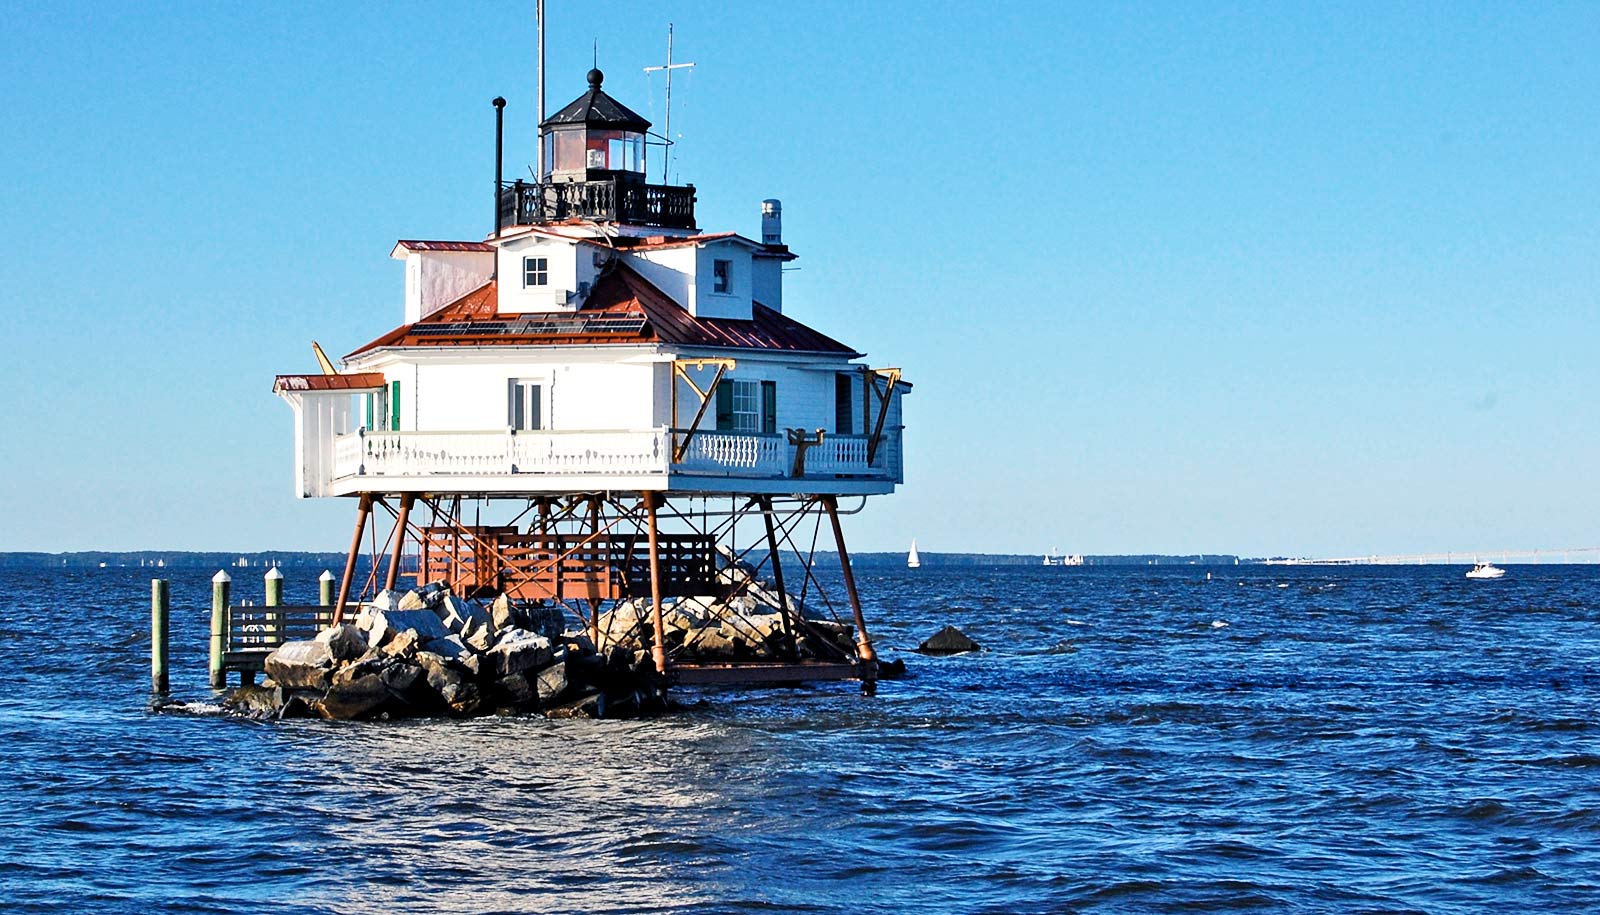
713, 258, 731, 294
730, 380, 760, 433
523, 256, 548, 288
508, 379, 544, 431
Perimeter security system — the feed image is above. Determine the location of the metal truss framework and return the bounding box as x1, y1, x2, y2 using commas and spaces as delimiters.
331, 490, 879, 687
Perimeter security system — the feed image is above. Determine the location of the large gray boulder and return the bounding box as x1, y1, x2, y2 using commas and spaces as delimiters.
486, 629, 553, 677
916, 625, 981, 655
365, 608, 451, 648
535, 658, 571, 706
368, 589, 404, 611
224, 684, 280, 718
420, 633, 480, 676
544, 689, 605, 720
415, 651, 481, 716
315, 624, 369, 663
377, 627, 420, 659
490, 594, 519, 632
264, 640, 333, 690
495, 672, 538, 708
317, 673, 390, 720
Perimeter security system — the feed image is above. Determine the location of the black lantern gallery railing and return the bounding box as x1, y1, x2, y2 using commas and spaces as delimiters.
498, 179, 697, 231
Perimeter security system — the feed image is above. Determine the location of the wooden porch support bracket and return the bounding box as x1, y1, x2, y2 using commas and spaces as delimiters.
333, 493, 374, 626
864, 367, 902, 465
822, 494, 877, 666
670, 357, 736, 462
786, 428, 825, 477
384, 493, 415, 592
644, 491, 669, 674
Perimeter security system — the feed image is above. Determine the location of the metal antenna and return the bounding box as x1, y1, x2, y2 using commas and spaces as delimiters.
643, 23, 695, 183
536, 0, 545, 179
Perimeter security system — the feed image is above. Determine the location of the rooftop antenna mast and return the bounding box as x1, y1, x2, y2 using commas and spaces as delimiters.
643, 23, 695, 184
535, 0, 546, 179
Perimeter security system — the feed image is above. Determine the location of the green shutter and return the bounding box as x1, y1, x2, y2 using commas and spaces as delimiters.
835, 374, 852, 433
390, 380, 401, 430
761, 381, 777, 434
365, 393, 374, 430
714, 382, 734, 431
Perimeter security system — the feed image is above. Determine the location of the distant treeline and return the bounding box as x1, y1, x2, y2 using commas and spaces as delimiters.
821, 553, 1241, 568
0, 551, 349, 571
0, 550, 1241, 570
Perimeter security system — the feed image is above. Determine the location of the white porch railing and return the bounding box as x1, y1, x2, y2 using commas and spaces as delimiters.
805, 434, 871, 474
673, 431, 788, 476
336, 429, 669, 480
331, 428, 898, 482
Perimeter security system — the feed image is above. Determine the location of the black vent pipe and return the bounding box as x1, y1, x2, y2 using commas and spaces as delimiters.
492, 96, 507, 241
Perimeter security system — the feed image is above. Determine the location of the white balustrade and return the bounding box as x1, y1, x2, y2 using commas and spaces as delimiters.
674, 431, 788, 476
332, 429, 668, 480
805, 434, 871, 475
328, 428, 899, 482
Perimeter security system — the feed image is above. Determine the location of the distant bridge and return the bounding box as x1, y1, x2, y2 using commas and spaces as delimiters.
1265, 547, 1600, 566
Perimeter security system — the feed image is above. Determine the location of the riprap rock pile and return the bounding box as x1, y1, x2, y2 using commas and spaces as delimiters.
595, 555, 857, 663
225, 584, 665, 721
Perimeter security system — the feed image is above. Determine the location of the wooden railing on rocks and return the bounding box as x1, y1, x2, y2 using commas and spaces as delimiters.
223, 604, 344, 675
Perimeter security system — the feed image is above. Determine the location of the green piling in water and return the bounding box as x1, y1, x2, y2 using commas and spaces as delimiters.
319, 569, 335, 607
265, 566, 284, 607
150, 579, 169, 695
209, 570, 231, 689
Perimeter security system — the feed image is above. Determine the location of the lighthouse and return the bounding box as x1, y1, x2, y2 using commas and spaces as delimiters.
273, 68, 909, 687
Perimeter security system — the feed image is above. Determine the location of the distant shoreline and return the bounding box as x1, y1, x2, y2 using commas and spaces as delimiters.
0, 549, 1245, 570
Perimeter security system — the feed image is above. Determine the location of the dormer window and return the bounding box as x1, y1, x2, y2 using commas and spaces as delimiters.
523, 256, 548, 288
713, 259, 731, 294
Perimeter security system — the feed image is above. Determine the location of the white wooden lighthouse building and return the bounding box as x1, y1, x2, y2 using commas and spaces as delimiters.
274, 69, 908, 685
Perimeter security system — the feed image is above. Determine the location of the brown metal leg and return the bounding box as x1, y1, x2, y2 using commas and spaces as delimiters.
588, 495, 603, 648
645, 491, 668, 674
759, 496, 798, 658
384, 492, 414, 592
822, 495, 876, 665
333, 493, 373, 626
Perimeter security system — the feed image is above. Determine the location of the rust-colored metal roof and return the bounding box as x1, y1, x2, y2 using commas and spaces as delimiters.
607, 232, 740, 251
273, 372, 388, 393
345, 261, 859, 359
393, 240, 495, 253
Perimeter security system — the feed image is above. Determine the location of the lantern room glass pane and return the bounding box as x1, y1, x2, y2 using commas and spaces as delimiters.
553, 130, 585, 172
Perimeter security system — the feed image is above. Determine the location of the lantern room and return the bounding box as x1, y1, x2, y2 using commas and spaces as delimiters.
540, 68, 650, 183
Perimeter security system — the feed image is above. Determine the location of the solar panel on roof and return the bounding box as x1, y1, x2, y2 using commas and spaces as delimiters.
410, 313, 648, 339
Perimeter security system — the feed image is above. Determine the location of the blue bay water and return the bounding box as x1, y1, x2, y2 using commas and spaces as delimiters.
2, 564, 1598, 913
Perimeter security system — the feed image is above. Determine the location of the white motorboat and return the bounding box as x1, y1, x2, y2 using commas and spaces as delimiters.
1466, 562, 1505, 579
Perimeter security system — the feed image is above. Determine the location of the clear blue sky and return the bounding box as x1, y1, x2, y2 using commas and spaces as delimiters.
2, 1, 1597, 557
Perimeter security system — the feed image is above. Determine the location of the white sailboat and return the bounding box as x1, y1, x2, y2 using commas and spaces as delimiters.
907, 540, 921, 569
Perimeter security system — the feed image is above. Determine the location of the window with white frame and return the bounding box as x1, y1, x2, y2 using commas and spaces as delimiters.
508, 379, 544, 431
713, 258, 731, 294
523, 256, 548, 288
730, 380, 760, 433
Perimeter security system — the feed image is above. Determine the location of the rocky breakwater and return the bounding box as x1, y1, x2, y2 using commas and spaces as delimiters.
225, 585, 666, 721
595, 555, 858, 664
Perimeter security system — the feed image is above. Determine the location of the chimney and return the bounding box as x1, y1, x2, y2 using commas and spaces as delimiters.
761, 198, 782, 245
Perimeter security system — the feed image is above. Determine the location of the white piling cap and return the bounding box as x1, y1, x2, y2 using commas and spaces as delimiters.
319, 569, 335, 581
265, 567, 284, 580
212, 570, 232, 584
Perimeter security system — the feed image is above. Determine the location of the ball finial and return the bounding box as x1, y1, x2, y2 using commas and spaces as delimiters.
587, 68, 604, 89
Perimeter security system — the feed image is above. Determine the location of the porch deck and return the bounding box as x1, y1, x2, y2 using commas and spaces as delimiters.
326, 427, 903, 496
